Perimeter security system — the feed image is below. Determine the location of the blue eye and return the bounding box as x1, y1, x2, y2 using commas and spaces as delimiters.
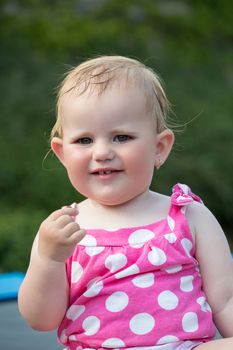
76, 137, 93, 144
114, 135, 132, 143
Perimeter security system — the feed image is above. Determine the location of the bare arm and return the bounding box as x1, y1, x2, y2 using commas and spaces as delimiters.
18, 207, 86, 331
187, 202, 233, 337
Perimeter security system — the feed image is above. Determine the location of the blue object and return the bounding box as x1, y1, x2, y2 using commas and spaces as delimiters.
0, 272, 25, 301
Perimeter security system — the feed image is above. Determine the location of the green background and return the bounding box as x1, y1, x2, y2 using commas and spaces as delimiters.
0, 0, 232, 271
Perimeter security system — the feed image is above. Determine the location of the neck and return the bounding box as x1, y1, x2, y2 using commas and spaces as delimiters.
77, 189, 169, 230
87, 189, 155, 213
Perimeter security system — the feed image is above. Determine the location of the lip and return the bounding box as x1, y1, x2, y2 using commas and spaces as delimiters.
90, 167, 122, 174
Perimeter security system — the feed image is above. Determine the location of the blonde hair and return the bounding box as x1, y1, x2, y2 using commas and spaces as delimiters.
51, 56, 171, 139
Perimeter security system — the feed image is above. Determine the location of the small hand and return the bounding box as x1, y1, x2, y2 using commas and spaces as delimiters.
38, 206, 86, 263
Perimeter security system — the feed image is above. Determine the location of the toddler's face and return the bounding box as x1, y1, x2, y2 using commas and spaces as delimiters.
52, 84, 171, 206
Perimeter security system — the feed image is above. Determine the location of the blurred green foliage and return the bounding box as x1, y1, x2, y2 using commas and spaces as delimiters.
0, 0, 232, 271
0, 209, 45, 271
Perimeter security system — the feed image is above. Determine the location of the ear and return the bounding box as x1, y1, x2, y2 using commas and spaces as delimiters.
154, 129, 174, 169
51, 137, 66, 166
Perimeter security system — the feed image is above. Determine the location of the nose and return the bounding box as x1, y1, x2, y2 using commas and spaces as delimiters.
92, 140, 115, 162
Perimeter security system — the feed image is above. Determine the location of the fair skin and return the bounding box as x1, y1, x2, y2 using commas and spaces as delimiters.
18, 84, 233, 348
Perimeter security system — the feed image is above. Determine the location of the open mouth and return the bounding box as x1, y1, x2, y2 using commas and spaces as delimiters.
91, 169, 122, 175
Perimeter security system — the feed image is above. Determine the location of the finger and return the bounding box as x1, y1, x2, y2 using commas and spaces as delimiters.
65, 203, 79, 219
67, 229, 86, 245
63, 221, 81, 238
62, 203, 78, 210
49, 207, 78, 221
60, 206, 79, 219
56, 215, 76, 228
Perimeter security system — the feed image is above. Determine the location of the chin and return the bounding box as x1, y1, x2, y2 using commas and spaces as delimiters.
95, 198, 125, 207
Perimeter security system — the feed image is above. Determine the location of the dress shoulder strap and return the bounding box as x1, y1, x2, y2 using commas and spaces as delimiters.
165, 184, 203, 244
168, 183, 203, 218
171, 183, 203, 206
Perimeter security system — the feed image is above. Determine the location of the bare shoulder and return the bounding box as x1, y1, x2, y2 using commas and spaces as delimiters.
185, 200, 220, 239
184, 200, 233, 313
185, 200, 232, 276
185, 199, 212, 221
185, 199, 232, 280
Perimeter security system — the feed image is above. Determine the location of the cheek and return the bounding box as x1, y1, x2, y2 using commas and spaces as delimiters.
65, 155, 88, 193
64, 152, 88, 181
123, 145, 156, 171
64, 149, 88, 167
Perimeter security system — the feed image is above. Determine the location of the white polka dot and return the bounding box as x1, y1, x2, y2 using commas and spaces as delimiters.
132, 273, 154, 288
83, 277, 103, 297
79, 234, 97, 246
66, 305, 85, 321
164, 265, 182, 274
85, 246, 105, 256
164, 233, 177, 243
60, 329, 68, 343
115, 264, 139, 279
79, 234, 105, 255
105, 291, 129, 312
82, 316, 100, 336
157, 345, 174, 350
180, 275, 194, 292
197, 297, 212, 312
177, 195, 188, 202
71, 262, 83, 283
157, 335, 179, 345
181, 207, 187, 215
148, 247, 167, 266
158, 290, 179, 310
167, 216, 175, 231
182, 312, 199, 332
102, 338, 125, 348
181, 238, 193, 257
129, 313, 155, 335
179, 184, 189, 194
128, 229, 155, 248
105, 253, 127, 273
69, 335, 77, 341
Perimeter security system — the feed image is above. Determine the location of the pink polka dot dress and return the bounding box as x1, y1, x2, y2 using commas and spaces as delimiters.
58, 184, 216, 350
